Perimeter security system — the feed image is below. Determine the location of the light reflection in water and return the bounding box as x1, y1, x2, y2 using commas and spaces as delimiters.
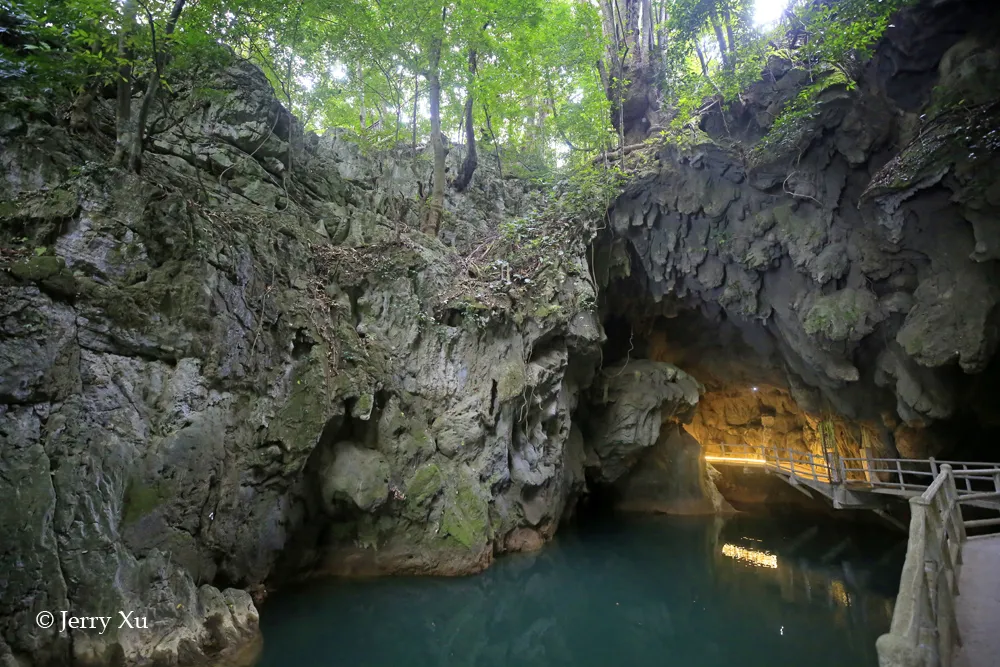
829, 579, 850, 608
722, 543, 779, 568
256, 515, 905, 667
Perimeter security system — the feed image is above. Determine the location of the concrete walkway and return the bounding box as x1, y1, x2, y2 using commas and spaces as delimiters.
953, 535, 1000, 667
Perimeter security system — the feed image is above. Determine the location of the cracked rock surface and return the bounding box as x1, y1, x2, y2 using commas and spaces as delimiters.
599, 0, 1000, 440
0, 60, 606, 665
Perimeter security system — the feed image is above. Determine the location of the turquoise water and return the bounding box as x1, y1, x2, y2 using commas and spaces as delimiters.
255, 513, 904, 667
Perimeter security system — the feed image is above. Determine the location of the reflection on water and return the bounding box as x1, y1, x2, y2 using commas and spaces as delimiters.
721, 543, 778, 568
256, 512, 904, 667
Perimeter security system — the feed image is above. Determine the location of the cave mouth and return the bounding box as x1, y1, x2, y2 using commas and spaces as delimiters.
597, 282, 1000, 512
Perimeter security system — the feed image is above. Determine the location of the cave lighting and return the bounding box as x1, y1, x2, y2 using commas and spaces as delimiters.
752, 386, 758, 392
704, 455, 766, 466
722, 543, 779, 569
829, 580, 851, 608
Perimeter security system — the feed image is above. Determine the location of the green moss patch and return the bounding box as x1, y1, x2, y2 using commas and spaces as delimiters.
122, 479, 169, 525
802, 289, 882, 341
9, 255, 77, 296
0, 188, 78, 222
440, 471, 489, 549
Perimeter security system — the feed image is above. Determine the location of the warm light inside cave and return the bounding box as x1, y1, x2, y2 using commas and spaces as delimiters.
704, 455, 767, 466
722, 543, 779, 569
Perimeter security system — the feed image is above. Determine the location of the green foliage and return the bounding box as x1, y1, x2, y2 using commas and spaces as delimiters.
752, 70, 851, 159
554, 161, 627, 225
661, 0, 916, 143
793, 0, 912, 81
0, 0, 921, 186
1, 0, 118, 101
196, 0, 612, 166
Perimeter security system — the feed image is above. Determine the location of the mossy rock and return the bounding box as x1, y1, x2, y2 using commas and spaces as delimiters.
9, 255, 77, 296
122, 479, 169, 525
532, 302, 562, 319
0, 188, 78, 222
802, 289, 882, 341
496, 360, 526, 402
403, 462, 443, 520
322, 442, 390, 512
267, 348, 334, 456
9, 255, 63, 280
440, 468, 490, 549
352, 393, 374, 419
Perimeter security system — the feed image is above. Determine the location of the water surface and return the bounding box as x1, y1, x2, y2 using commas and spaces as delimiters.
256, 512, 904, 667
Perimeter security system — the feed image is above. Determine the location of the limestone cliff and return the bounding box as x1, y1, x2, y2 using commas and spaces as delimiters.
0, 58, 615, 665
598, 0, 1000, 465
1, 0, 999, 665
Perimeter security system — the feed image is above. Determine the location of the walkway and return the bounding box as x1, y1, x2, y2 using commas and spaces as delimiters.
703, 443, 1000, 667
953, 535, 1000, 667
703, 443, 1000, 512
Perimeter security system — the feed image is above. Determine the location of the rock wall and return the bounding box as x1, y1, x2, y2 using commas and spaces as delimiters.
598, 0, 1000, 460
615, 425, 734, 515
3, 1, 996, 664
0, 59, 614, 665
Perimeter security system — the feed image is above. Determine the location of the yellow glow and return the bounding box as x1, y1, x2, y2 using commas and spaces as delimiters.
829, 580, 850, 608
705, 455, 766, 466
722, 543, 778, 569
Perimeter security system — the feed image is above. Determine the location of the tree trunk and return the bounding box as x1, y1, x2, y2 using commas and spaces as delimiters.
127, 0, 187, 172
599, 0, 659, 142
453, 49, 478, 192
422, 33, 445, 236
395, 69, 404, 143
358, 63, 367, 130
695, 39, 709, 77
483, 102, 502, 179
639, 0, 653, 67
709, 8, 730, 68
724, 8, 736, 58
597, 0, 619, 77
112, 0, 137, 166
623, 0, 641, 59
411, 73, 419, 153
70, 30, 104, 132
657, 3, 669, 69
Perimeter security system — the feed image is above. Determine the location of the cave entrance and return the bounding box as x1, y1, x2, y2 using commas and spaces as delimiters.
595, 284, 892, 514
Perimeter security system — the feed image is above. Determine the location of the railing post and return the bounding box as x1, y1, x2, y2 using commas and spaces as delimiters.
942, 464, 966, 562
876, 634, 924, 667
820, 420, 841, 485
809, 451, 818, 483
864, 441, 876, 485
929, 457, 939, 478
896, 459, 905, 491
828, 448, 842, 485
963, 464, 972, 493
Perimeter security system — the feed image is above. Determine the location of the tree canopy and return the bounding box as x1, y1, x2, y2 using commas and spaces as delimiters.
0, 0, 915, 228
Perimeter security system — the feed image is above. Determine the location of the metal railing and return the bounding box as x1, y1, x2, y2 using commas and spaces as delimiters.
703, 442, 833, 483
875, 465, 1000, 667
705, 443, 1000, 667
704, 443, 1000, 504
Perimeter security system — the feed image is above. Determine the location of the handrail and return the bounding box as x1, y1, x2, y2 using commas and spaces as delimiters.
706, 444, 1000, 667
704, 443, 1000, 501
876, 464, 966, 667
